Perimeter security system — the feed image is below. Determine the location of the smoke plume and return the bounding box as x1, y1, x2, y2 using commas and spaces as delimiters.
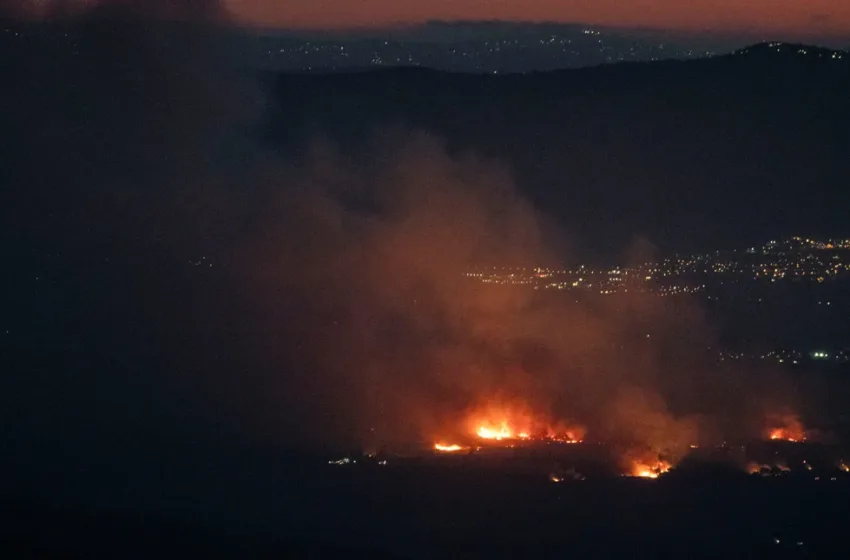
0, 0, 816, 465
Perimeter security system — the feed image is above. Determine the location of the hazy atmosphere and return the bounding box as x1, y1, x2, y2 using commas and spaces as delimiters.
3, 2, 849, 557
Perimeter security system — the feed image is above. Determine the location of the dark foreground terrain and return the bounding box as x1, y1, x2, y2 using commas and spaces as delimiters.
4, 457, 850, 559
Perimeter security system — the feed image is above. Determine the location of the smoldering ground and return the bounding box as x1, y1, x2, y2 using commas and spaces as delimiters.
0, 2, 823, 468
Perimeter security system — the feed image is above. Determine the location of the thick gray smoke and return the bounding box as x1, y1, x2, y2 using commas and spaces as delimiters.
0, 1, 815, 466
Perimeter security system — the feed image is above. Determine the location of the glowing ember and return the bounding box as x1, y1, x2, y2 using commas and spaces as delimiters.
747, 462, 769, 475
549, 436, 581, 444
434, 443, 464, 452
838, 461, 849, 473
747, 462, 795, 476
547, 428, 585, 444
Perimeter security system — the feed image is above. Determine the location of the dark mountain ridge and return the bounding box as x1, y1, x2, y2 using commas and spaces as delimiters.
268, 44, 849, 260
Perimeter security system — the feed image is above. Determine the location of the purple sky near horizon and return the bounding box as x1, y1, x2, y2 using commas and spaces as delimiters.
222, 0, 849, 37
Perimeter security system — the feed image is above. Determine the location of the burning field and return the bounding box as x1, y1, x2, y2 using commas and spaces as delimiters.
432, 400, 584, 450
333, 426, 850, 484
351, 408, 850, 482
417, 392, 830, 479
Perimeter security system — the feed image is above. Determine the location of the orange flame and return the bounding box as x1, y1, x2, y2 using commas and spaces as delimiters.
432, 399, 585, 452
463, 400, 584, 444
628, 459, 671, 479
477, 421, 514, 440
768, 428, 804, 442
620, 447, 673, 479
765, 413, 806, 442
546, 426, 585, 444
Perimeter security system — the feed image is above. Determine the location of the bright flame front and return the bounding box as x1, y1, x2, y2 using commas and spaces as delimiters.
476, 421, 515, 440
627, 459, 671, 479
432, 399, 585, 452
465, 401, 584, 444
434, 443, 464, 452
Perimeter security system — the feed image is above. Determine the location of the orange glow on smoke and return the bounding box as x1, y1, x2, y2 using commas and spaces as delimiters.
746, 462, 794, 476
434, 443, 464, 452
769, 428, 804, 442
766, 414, 806, 442
546, 426, 585, 444
620, 447, 673, 479
746, 462, 763, 475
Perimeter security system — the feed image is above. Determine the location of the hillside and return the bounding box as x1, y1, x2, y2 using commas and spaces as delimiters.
268, 44, 850, 259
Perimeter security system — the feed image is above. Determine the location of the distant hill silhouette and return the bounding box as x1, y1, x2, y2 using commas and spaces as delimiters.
268, 45, 850, 259
733, 42, 846, 61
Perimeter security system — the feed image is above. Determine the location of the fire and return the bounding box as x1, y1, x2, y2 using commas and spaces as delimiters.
467, 402, 537, 442
473, 421, 584, 443
434, 443, 464, 452
431, 400, 585, 452
477, 421, 514, 440
620, 445, 673, 478
548, 429, 584, 444
628, 459, 671, 479
769, 428, 805, 442
765, 414, 806, 442
463, 401, 584, 444
838, 461, 849, 473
